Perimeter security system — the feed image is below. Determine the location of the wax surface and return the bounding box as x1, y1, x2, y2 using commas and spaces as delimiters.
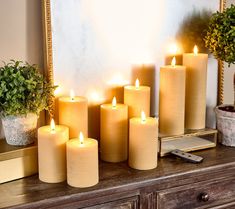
67, 138, 99, 188
100, 104, 128, 162
59, 96, 88, 138
124, 85, 150, 118
183, 53, 208, 129
38, 125, 69, 183
129, 117, 158, 170
159, 65, 186, 135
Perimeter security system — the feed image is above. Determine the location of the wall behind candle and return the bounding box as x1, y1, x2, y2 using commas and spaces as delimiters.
0, 0, 44, 139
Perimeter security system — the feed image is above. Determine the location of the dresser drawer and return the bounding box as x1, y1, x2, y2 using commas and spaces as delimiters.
157, 177, 235, 209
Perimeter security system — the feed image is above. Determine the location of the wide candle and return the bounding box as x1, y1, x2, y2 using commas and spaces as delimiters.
59, 90, 88, 138
129, 111, 158, 170
66, 132, 99, 188
159, 57, 186, 135
124, 79, 150, 118
183, 46, 208, 129
38, 119, 69, 183
100, 97, 128, 162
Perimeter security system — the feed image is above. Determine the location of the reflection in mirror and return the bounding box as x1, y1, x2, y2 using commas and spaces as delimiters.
45, 0, 221, 139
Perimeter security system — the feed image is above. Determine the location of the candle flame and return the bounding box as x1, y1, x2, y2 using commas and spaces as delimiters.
50, 119, 55, 131
171, 57, 176, 67
141, 111, 146, 123
70, 89, 75, 101
135, 78, 140, 89
112, 96, 117, 108
79, 132, 84, 145
193, 45, 198, 55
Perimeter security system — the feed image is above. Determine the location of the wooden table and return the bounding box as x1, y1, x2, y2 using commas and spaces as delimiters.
1, 145, 235, 209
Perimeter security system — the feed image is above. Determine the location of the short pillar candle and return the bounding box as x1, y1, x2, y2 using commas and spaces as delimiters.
38, 119, 69, 183
183, 46, 208, 129
66, 132, 99, 188
124, 79, 150, 118
129, 111, 158, 170
159, 57, 186, 135
100, 97, 128, 162
59, 90, 88, 138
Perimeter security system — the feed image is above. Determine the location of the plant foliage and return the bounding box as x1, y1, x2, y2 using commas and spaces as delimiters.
0, 60, 55, 117
204, 4, 235, 65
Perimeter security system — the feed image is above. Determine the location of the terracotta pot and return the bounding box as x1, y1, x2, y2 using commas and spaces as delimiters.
215, 105, 235, 147
1, 113, 38, 146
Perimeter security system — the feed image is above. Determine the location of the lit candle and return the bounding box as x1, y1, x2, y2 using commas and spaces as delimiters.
183, 45, 208, 129
124, 79, 150, 118
66, 132, 99, 188
38, 119, 69, 183
100, 97, 128, 162
128, 111, 158, 170
59, 90, 88, 138
159, 57, 186, 135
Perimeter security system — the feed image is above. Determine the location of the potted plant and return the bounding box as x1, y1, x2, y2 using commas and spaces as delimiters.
0, 60, 55, 146
204, 4, 235, 146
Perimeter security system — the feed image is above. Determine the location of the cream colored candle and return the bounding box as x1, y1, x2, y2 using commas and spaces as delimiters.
124, 79, 150, 118
66, 132, 99, 188
100, 97, 128, 162
183, 46, 208, 130
38, 119, 69, 183
132, 64, 156, 116
59, 90, 88, 138
129, 111, 158, 170
159, 57, 186, 135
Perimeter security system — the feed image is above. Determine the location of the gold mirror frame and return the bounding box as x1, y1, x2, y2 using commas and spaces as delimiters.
42, 0, 226, 118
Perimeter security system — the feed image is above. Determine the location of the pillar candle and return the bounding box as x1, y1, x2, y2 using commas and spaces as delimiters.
66, 132, 99, 188
159, 57, 186, 135
131, 64, 156, 116
183, 46, 208, 129
59, 90, 88, 138
129, 111, 158, 170
100, 97, 128, 162
38, 119, 69, 183
124, 79, 150, 118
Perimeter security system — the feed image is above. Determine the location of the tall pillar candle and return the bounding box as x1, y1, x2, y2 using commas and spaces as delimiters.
159, 57, 186, 135
100, 97, 128, 162
183, 46, 208, 129
67, 132, 98, 188
59, 90, 88, 138
129, 111, 158, 170
124, 79, 150, 118
131, 64, 156, 116
38, 119, 69, 183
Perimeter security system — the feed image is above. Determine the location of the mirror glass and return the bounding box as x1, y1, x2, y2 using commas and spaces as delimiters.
49, 0, 220, 138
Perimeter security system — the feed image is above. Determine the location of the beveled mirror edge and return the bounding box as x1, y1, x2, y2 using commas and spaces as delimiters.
42, 0, 226, 117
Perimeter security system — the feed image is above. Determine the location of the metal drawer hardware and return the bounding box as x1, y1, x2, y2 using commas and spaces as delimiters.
200, 193, 210, 202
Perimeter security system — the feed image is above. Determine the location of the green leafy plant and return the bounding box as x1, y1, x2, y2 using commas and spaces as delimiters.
204, 4, 235, 65
204, 5, 235, 110
0, 60, 55, 117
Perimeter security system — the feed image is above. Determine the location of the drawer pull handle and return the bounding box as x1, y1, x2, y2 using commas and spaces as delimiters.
200, 193, 210, 202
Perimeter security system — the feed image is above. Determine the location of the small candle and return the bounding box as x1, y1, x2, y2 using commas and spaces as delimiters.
183, 45, 208, 129
66, 132, 99, 188
129, 111, 158, 170
159, 57, 186, 135
38, 119, 69, 183
100, 97, 128, 162
124, 79, 150, 118
59, 90, 88, 138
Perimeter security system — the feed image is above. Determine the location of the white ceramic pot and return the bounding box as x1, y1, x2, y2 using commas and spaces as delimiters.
215, 105, 235, 147
1, 113, 38, 146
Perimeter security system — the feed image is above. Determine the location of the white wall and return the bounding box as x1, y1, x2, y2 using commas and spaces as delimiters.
0, 0, 43, 138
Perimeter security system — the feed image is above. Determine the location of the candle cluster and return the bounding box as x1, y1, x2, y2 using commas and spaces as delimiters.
159, 45, 208, 135
37, 44, 208, 188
